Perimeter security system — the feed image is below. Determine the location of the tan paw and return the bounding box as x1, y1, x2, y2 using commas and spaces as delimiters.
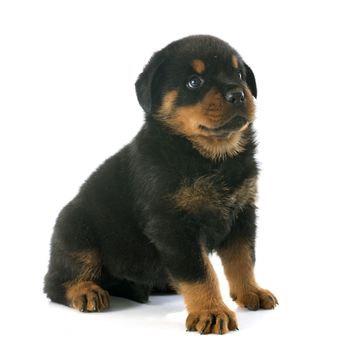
65, 281, 110, 312
234, 288, 278, 310
186, 307, 238, 335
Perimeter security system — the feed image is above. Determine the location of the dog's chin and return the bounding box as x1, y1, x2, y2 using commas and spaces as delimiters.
199, 115, 250, 139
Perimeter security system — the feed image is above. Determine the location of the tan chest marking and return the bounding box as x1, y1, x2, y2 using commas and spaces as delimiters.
172, 175, 229, 216
172, 175, 257, 215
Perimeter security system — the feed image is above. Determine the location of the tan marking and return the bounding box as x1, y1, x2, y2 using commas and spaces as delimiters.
232, 55, 239, 69
172, 248, 237, 334
157, 88, 231, 133
65, 281, 110, 312
70, 250, 101, 281
192, 59, 205, 74
229, 177, 257, 209
156, 90, 178, 117
243, 85, 256, 119
172, 175, 229, 217
156, 87, 256, 161
173, 175, 257, 217
217, 240, 278, 310
175, 252, 222, 313
190, 131, 248, 161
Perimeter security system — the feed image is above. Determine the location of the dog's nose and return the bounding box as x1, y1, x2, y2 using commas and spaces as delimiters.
225, 90, 245, 105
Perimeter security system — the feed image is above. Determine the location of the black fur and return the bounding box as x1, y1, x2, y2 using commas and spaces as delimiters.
44, 35, 258, 305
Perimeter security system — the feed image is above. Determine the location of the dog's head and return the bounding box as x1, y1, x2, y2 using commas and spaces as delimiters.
135, 35, 257, 160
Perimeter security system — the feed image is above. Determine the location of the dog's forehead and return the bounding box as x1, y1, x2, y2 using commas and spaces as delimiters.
165, 38, 241, 73
170, 52, 240, 74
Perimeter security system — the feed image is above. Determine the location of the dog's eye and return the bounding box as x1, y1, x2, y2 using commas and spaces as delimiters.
186, 75, 204, 90
237, 71, 243, 80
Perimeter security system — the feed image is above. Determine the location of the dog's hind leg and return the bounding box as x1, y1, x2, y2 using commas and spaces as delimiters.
44, 247, 110, 312
44, 203, 110, 312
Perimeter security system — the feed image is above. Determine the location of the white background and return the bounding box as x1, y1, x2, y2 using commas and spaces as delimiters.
1, 0, 349, 348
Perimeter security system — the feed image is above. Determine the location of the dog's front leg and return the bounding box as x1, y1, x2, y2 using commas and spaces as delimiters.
158, 240, 238, 334
217, 207, 278, 310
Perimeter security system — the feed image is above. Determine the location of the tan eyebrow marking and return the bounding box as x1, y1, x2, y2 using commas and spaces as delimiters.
192, 59, 205, 74
232, 55, 239, 69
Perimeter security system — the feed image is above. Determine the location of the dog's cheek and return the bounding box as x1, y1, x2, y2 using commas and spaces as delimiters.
171, 105, 207, 136
156, 90, 178, 117
155, 91, 203, 137
243, 87, 256, 122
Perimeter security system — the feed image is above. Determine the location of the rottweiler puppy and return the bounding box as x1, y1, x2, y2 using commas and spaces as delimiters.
44, 35, 278, 334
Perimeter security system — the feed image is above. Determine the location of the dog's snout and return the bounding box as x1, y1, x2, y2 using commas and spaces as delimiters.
225, 90, 245, 106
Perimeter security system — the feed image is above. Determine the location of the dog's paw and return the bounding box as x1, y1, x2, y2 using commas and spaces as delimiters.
186, 307, 238, 335
66, 281, 110, 312
233, 288, 278, 311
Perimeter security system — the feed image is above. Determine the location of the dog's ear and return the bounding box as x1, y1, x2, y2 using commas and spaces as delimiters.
135, 51, 165, 114
243, 62, 257, 99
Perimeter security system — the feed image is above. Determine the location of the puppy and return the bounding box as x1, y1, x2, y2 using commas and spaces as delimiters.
44, 35, 278, 334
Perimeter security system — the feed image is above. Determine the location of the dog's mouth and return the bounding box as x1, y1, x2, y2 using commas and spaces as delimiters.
199, 115, 249, 137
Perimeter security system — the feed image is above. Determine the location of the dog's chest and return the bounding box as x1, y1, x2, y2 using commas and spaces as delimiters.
172, 174, 257, 216
227, 176, 257, 209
